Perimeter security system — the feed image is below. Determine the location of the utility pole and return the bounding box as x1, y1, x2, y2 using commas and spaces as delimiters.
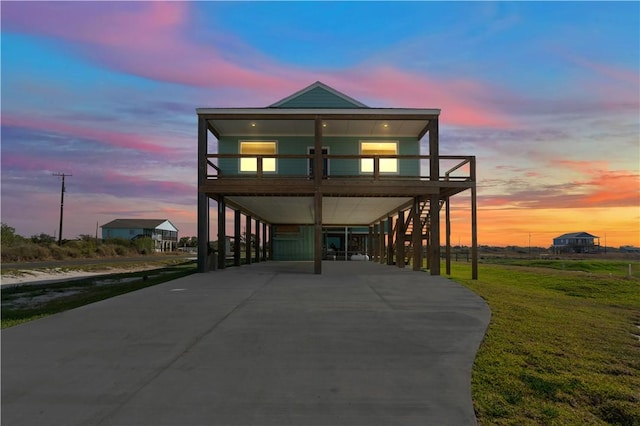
53, 173, 72, 246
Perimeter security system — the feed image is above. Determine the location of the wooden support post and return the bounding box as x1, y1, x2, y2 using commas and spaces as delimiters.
379, 220, 386, 264
387, 215, 394, 265
245, 215, 252, 265
396, 210, 405, 268
344, 226, 349, 261
197, 116, 209, 273
412, 197, 422, 271
314, 192, 322, 274
446, 196, 451, 275
426, 229, 431, 270
198, 194, 209, 273
373, 223, 379, 262
314, 117, 323, 186
234, 209, 241, 266
428, 118, 441, 276
429, 118, 440, 181
255, 219, 261, 263
217, 197, 226, 270
368, 226, 373, 260
471, 156, 478, 280
429, 195, 441, 275
314, 116, 323, 275
270, 225, 274, 260
262, 222, 268, 261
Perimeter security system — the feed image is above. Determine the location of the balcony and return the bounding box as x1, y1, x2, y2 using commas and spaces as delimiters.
202, 153, 475, 198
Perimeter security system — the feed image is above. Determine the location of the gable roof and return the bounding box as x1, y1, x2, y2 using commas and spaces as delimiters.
554, 232, 599, 239
101, 219, 178, 231
269, 81, 369, 109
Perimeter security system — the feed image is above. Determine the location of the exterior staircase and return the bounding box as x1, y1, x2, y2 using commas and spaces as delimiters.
394, 199, 445, 267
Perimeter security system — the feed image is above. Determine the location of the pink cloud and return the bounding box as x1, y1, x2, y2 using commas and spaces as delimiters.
101, 171, 195, 197
574, 171, 640, 207
2, 114, 175, 155
3, 2, 514, 128
2, 2, 304, 95
322, 68, 514, 128
2, 153, 73, 174
480, 166, 639, 210
550, 160, 610, 174
566, 54, 640, 88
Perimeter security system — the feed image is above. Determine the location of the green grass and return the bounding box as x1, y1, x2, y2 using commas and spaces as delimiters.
450, 261, 640, 425
481, 258, 640, 277
1, 261, 197, 328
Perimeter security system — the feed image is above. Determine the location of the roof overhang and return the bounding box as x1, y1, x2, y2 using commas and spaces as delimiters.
196, 108, 440, 139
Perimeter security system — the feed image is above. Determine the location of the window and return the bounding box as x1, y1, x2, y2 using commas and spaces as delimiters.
360, 141, 398, 173
240, 141, 277, 172
308, 147, 329, 177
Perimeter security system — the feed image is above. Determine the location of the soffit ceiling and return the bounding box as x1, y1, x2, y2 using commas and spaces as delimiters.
208, 118, 430, 138
199, 108, 439, 139
227, 196, 413, 225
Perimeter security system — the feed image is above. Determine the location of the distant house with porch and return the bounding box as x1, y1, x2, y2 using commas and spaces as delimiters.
552, 232, 600, 253
101, 219, 178, 252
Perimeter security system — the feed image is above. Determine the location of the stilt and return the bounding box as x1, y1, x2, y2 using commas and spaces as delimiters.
234, 210, 241, 266
245, 215, 252, 265
217, 197, 226, 269
412, 197, 422, 271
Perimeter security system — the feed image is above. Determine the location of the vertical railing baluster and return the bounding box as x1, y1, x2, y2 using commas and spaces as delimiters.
373, 156, 379, 180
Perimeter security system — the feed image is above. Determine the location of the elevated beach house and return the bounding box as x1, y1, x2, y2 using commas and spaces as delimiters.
197, 82, 478, 277
552, 232, 600, 253
101, 219, 178, 252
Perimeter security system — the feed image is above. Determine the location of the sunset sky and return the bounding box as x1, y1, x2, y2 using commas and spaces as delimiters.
2, 1, 638, 248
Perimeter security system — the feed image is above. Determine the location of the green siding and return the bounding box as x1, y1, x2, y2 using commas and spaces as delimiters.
217, 137, 421, 176
273, 225, 314, 260
277, 87, 361, 109
102, 228, 141, 239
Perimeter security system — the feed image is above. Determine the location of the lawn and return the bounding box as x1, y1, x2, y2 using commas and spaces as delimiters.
450, 261, 640, 425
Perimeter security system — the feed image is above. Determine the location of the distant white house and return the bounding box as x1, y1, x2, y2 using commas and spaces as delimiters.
552, 232, 599, 253
101, 219, 178, 252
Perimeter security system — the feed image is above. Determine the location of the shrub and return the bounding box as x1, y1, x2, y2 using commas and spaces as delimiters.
133, 237, 155, 255
0, 225, 161, 262
49, 244, 66, 260
30, 233, 56, 245
96, 245, 117, 257
3, 243, 50, 262
1, 223, 25, 247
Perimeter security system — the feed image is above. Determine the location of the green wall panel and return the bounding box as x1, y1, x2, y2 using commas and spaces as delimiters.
217, 137, 421, 177
272, 225, 314, 260
277, 87, 360, 109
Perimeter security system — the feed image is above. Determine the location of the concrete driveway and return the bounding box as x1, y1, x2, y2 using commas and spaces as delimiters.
1, 261, 490, 426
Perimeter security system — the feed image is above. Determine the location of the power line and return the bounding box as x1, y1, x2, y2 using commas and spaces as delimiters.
52, 173, 72, 245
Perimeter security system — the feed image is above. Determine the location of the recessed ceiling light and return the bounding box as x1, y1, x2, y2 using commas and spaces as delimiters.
250, 122, 256, 127
323, 123, 327, 127
383, 123, 389, 128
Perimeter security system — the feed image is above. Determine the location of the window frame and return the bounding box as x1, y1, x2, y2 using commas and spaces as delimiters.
359, 140, 399, 174
307, 146, 330, 177
238, 140, 278, 173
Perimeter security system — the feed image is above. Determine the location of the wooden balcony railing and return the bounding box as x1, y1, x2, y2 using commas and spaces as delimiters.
205, 154, 475, 182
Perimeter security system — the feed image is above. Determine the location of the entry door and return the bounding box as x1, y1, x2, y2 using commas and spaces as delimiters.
308, 147, 329, 178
